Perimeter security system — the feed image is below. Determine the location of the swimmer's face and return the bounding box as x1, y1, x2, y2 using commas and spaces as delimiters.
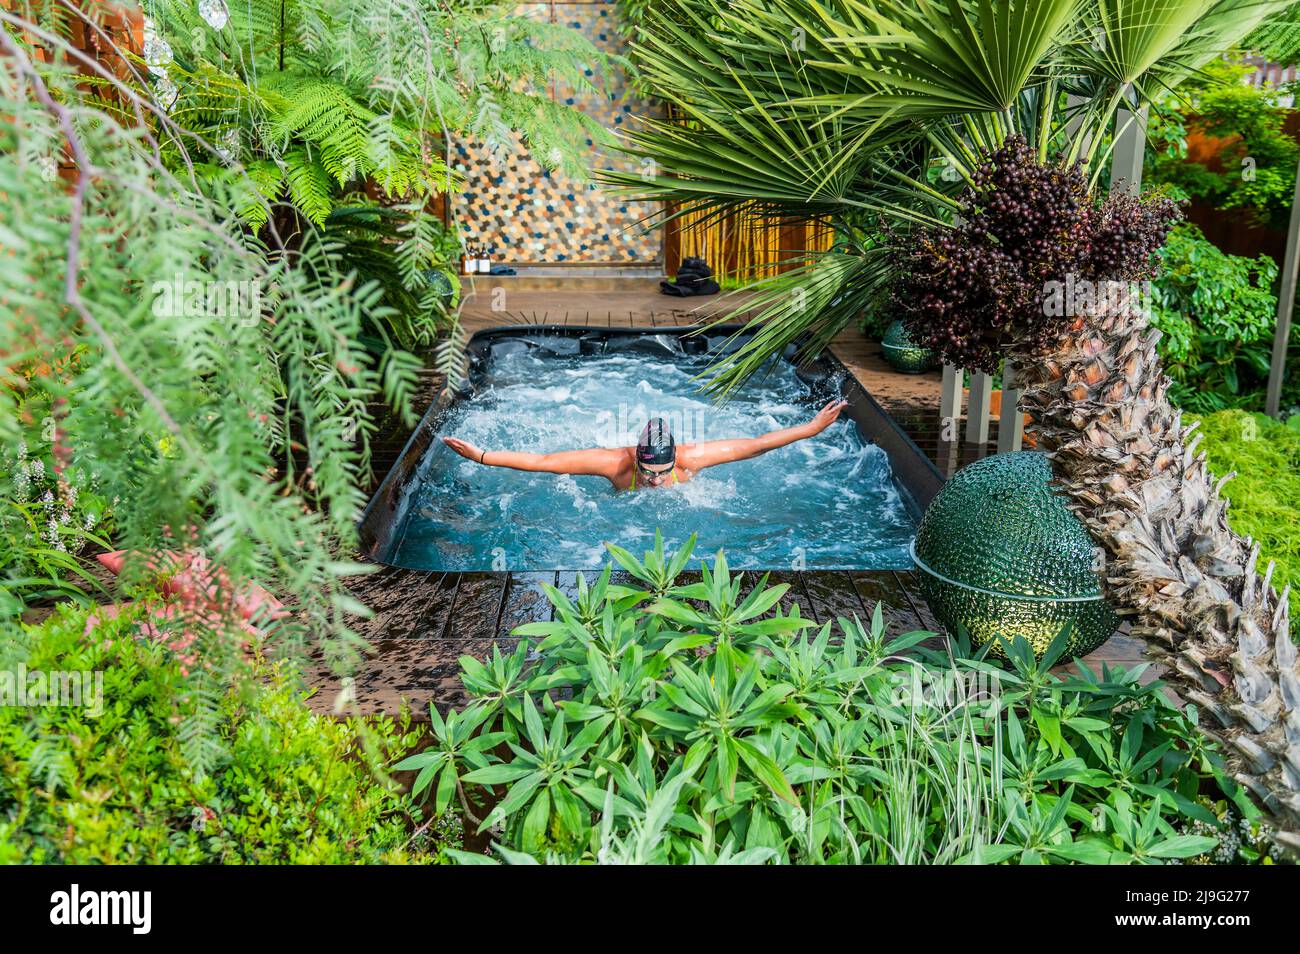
637, 460, 675, 487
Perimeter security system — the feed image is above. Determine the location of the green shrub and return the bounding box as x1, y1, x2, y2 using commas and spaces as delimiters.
1147, 59, 1299, 231
1149, 223, 1278, 413
1190, 409, 1300, 623
0, 604, 452, 864
400, 534, 1263, 865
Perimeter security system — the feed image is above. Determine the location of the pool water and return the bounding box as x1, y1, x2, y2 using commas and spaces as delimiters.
390, 341, 916, 571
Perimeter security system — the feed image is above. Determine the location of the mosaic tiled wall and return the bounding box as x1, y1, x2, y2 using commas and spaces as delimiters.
453, 2, 662, 265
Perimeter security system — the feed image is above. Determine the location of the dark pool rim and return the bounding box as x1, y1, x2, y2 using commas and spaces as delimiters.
357, 324, 944, 568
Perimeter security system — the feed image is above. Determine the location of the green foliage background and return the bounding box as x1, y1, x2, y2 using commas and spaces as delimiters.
1149, 223, 1279, 412
0, 604, 454, 864
1147, 60, 1298, 230
1192, 409, 1300, 622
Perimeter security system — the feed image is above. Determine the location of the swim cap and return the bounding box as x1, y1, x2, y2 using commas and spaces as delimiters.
637, 418, 675, 466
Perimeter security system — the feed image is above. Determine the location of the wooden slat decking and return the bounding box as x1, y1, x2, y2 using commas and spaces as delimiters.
306, 295, 1156, 719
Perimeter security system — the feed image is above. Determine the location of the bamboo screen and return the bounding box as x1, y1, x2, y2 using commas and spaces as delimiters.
669, 205, 836, 284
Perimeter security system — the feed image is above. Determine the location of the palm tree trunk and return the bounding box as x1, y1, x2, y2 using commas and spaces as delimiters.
1011, 294, 1300, 853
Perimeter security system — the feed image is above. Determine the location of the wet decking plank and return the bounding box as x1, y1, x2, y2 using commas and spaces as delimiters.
552, 571, 586, 611
499, 571, 557, 636
892, 569, 945, 634
346, 568, 459, 640
845, 571, 929, 638
799, 571, 872, 630
442, 572, 510, 642
306, 637, 451, 718
761, 570, 812, 622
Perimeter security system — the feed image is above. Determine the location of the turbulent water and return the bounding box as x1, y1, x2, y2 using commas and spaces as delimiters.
390, 339, 915, 571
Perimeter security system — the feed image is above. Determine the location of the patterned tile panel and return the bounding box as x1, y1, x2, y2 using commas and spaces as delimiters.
452, 1, 662, 265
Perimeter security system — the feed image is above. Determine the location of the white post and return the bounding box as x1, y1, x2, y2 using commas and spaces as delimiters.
1265, 156, 1300, 417
939, 363, 962, 435
1110, 105, 1148, 196
965, 370, 993, 445
997, 360, 1025, 454
1064, 92, 1093, 158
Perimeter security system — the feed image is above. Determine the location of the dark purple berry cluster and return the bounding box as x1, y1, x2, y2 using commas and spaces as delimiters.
891, 136, 1180, 372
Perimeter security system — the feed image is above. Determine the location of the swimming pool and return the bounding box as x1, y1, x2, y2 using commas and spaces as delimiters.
361, 328, 935, 572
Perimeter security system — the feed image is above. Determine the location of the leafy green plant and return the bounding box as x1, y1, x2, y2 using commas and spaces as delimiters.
0, 2, 428, 681
321, 200, 462, 350
1247, 1, 1300, 65
399, 534, 1248, 865
1182, 798, 1286, 863
1147, 59, 1299, 229
0, 603, 456, 864
148, 0, 614, 225
134, 0, 614, 356
1149, 223, 1279, 411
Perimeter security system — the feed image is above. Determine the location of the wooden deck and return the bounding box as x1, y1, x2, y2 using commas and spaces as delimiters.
306, 291, 1157, 719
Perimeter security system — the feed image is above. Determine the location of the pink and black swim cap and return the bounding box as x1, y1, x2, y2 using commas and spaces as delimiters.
637, 418, 675, 466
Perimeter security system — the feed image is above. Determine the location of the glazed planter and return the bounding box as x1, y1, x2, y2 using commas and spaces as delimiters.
911, 451, 1119, 660
880, 319, 937, 373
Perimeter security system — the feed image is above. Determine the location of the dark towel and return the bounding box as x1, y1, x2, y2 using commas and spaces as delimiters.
660, 257, 719, 296
660, 277, 720, 297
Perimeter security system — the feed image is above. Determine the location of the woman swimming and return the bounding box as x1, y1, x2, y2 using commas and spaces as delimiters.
441, 398, 849, 492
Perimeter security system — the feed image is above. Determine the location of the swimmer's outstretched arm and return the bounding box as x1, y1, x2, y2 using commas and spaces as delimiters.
680, 399, 848, 471
442, 437, 622, 479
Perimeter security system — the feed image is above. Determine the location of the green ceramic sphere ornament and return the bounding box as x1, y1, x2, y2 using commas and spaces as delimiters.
881, 319, 937, 373
911, 451, 1119, 660
425, 269, 456, 306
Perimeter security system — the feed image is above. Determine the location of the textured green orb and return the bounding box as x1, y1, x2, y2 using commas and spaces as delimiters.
425, 269, 456, 305
912, 452, 1119, 660
881, 319, 937, 373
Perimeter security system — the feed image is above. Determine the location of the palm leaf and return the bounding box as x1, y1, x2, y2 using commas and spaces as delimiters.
810, 0, 1083, 114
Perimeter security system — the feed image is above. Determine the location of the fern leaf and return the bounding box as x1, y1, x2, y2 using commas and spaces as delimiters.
283, 146, 334, 225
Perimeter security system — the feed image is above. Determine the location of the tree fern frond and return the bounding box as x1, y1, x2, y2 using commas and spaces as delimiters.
264, 74, 374, 164
282, 145, 334, 224
239, 159, 284, 229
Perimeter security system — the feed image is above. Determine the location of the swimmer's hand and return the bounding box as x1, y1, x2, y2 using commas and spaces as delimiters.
807, 399, 849, 435
443, 436, 486, 462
